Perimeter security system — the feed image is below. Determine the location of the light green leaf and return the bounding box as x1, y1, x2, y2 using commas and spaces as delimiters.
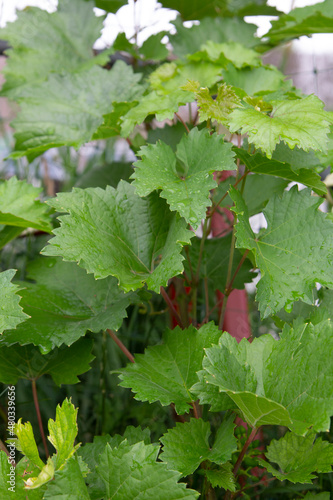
0, 177, 52, 232
132, 128, 235, 228
43, 457, 90, 499
265, 1, 333, 46
235, 149, 326, 196
24, 458, 55, 490
160, 415, 237, 476
263, 320, 333, 434
0, 338, 94, 385
183, 233, 253, 291
0, 453, 44, 499
117, 323, 221, 414
140, 33, 168, 61
120, 89, 193, 137
96, 440, 199, 499
258, 432, 333, 483
0, 0, 107, 99
199, 333, 291, 428
189, 41, 261, 69
230, 186, 333, 317
13, 420, 45, 469
203, 463, 236, 491
48, 398, 79, 470
0, 269, 28, 333
1, 257, 134, 353
11, 62, 143, 159
222, 65, 287, 96
229, 95, 332, 158
42, 181, 193, 294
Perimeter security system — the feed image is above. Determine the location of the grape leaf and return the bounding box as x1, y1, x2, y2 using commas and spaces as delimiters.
0, 257, 134, 354
117, 323, 221, 414
170, 16, 257, 59
139, 33, 168, 62
196, 333, 292, 428
203, 464, 236, 491
265, 1, 333, 46
14, 420, 45, 469
183, 233, 253, 291
0, 269, 28, 333
132, 128, 235, 228
263, 320, 333, 434
96, 440, 199, 499
230, 186, 333, 317
222, 65, 290, 96
120, 89, 193, 137
235, 148, 327, 196
0, 338, 94, 385
229, 95, 332, 158
189, 41, 261, 69
0, 177, 52, 232
11, 62, 143, 159
0, 453, 44, 499
160, 415, 237, 476
48, 399, 79, 469
42, 181, 193, 293
0, 0, 107, 99
258, 432, 333, 483
272, 142, 326, 173
44, 457, 89, 499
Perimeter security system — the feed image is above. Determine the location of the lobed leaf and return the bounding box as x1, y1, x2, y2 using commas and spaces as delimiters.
0, 269, 28, 333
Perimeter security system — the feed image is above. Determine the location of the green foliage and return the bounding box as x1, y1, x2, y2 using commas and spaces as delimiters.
2, 1, 333, 498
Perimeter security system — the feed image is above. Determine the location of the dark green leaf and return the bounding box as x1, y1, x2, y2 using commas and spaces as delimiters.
117, 323, 221, 414
160, 415, 236, 476
44, 457, 89, 499
133, 128, 235, 228
0, 269, 28, 333
42, 181, 193, 293
1, 257, 133, 353
230, 186, 333, 317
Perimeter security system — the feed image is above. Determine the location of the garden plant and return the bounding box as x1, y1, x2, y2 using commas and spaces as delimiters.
1, 0, 333, 498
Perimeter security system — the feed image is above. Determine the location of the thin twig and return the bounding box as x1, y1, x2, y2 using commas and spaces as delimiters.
175, 112, 190, 133
107, 329, 135, 363
160, 287, 184, 328
227, 249, 250, 294
31, 380, 49, 459
192, 401, 199, 419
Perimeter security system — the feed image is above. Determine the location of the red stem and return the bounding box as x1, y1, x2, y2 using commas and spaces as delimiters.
107, 329, 135, 363
160, 286, 184, 328
175, 112, 190, 133
31, 379, 49, 459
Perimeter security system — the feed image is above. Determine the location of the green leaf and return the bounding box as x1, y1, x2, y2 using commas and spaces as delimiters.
303, 493, 330, 500
160, 415, 237, 476
0, 338, 94, 385
0, 453, 44, 499
263, 320, 333, 434
48, 398, 79, 469
265, 1, 333, 46
230, 186, 333, 317
0, 225, 24, 250
75, 162, 133, 189
44, 457, 90, 499
132, 128, 235, 228
1, 257, 134, 353
24, 458, 55, 490
214, 174, 289, 217
235, 148, 327, 196
0, 177, 52, 232
11, 62, 143, 159
222, 65, 289, 96
96, 440, 199, 499
203, 463, 236, 491
198, 333, 292, 428
170, 16, 257, 59
140, 33, 168, 62
120, 89, 193, 137
42, 181, 193, 293
94, 0, 127, 12
183, 233, 253, 291
117, 323, 221, 414
14, 420, 45, 469
272, 142, 326, 173
229, 95, 332, 158
258, 432, 333, 483
0, 269, 28, 333
189, 41, 261, 69
0, 0, 107, 99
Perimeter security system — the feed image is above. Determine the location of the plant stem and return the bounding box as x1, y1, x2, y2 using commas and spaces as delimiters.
160, 287, 184, 328
192, 401, 200, 419
224, 427, 258, 500
175, 112, 190, 133
31, 379, 49, 459
107, 329, 135, 363
227, 249, 250, 293
0, 438, 14, 464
